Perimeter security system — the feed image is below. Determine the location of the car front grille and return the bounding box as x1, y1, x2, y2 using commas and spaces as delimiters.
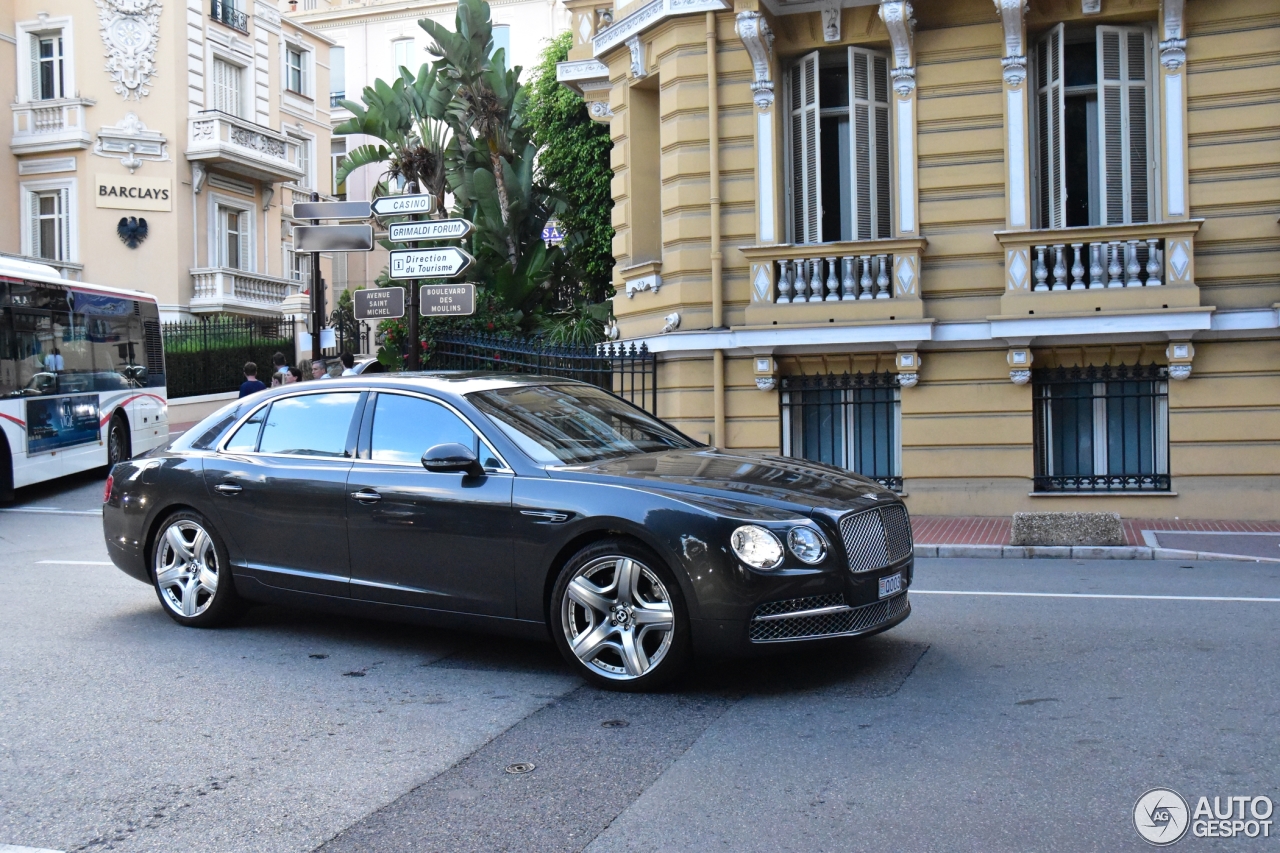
748, 591, 910, 642
839, 504, 913, 573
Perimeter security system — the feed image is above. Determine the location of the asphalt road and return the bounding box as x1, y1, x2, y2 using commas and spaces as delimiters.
2, 468, 1277, 852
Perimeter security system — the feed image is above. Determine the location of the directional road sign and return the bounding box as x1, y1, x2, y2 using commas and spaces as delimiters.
388, 247, 475, 279
290, 200, 371, 220
420, 284, 476, 317
353, 287, 405, 321
371, 194, 436, 218
387, 219, 474, 243
294, 224, 374, 252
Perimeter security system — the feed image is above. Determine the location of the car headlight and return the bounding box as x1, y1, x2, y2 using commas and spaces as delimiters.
787, 526, 828, 564
730, 525, 784, 569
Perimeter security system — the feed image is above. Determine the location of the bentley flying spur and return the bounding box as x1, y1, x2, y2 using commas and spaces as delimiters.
103, 374, 913, 689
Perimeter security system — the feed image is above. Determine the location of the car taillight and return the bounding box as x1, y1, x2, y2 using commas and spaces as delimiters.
103, 473, 114, 503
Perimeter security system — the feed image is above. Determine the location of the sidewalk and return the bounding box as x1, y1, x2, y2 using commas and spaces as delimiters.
911, 516, 1280, 563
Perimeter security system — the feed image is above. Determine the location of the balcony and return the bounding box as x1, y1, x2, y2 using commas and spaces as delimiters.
190, 267, 301, 318
210, 0, 249, 33
995, 221, 1204, 317
740, 238, 928, 327
10, 98, 95, 155
186, 112, 304, 184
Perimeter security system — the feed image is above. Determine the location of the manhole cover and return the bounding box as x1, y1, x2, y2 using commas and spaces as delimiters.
601, 719, 629, 728
504, 762, 536, 774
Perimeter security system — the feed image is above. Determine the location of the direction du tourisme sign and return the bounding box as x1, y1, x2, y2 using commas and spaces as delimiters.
389, 247, 474, 279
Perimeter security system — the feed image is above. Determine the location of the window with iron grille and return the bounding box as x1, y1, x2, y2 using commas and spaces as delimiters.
780, 372, 901, 491
1033, 364, 1169, 492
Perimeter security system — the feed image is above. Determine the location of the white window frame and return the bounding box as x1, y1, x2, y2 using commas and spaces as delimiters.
329, 45, 347, 104
331, 136, 348, 199
288, 131, 315, 189
392, 38, 415, 73
490, 25, 510, 61
20, 178, 77, 262
209, 193, 255, 272
284, 40, 312, 98
16, 17, 76, 104
785, 47, 894, 245
1030, 22, 1158, 229
210, 55, 247, 117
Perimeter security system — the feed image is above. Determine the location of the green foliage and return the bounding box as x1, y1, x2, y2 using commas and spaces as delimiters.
526, 31, 615, 302
539, 300, 610, 346
375, 289, 521, 370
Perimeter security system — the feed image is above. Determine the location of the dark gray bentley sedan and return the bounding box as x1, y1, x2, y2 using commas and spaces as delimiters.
103, 374, 912, 690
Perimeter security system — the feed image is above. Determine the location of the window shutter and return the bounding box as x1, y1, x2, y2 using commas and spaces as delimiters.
1035, 24, 1066, 229
30, 36, 42, 99
789, 52, 821, 244
848, 48, 892, 241
239, 213, 250, 272
1097, 26, 1151, 225
58, 187, 71, 262
28, 192, 41, 257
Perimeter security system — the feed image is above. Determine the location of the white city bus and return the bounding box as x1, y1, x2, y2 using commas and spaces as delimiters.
1, 256, 168, 497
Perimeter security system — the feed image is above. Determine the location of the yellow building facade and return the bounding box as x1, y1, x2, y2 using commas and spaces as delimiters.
560, 0, 1280, 518
1, 0, 335, 321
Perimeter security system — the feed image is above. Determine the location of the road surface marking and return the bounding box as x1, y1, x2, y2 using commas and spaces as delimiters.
911, 590, 1280, 603
0, 508, 102, 516
0, 845, 66, 853
37, 560, 113, 566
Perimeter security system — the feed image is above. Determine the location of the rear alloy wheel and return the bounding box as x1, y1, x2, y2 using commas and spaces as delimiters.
107, 415, 131, 468
151, 511, 241, 627
551, 540, 689, 690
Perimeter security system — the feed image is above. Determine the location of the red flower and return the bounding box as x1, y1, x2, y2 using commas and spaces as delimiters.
486, 322, 495, 330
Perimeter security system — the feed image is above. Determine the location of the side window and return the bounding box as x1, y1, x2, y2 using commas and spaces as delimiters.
223, 407, 267, 453
258, 393, 360, 458
370, 394, 498, 467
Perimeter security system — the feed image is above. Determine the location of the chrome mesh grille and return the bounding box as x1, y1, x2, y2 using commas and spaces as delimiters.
839, 506, 913, 573
749, 592, 909, 642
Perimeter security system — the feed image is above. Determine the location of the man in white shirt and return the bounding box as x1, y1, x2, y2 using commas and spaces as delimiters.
44, 348, 64, 372
340, 352, 357, 376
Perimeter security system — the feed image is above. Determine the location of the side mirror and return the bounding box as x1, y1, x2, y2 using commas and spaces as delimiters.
421, 443, 484, 477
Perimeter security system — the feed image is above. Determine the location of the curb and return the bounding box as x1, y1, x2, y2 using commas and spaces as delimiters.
913, 544, 1280, 563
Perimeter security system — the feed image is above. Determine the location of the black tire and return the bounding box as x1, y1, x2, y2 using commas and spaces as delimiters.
550, 538, 691, 692
0, 432, 13, 503
150, 509, 243, 628
107, 414, 131, 468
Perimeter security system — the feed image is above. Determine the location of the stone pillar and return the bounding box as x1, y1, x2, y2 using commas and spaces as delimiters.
994, 0, 1030, 230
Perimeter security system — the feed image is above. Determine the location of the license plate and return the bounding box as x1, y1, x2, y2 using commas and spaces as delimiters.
878, 571, 903, 599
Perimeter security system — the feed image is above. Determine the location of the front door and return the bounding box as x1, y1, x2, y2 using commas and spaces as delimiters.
203, 390, 362, 597
346, 391, 515, 617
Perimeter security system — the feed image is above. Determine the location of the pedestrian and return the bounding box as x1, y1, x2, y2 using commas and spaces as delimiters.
239, 362, 267, 397
285, 366, 302, 384
310, 359, 330, 380
340, 352, 357, 376
44, 347, 64, 372
271, 351, 288, 380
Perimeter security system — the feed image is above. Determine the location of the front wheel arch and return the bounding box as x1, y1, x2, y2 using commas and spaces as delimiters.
107, 410, 132, 467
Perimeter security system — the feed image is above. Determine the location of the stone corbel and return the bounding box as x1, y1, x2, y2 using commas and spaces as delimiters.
1082, 0, 1101, 13
821, 4, 841, 43
191, 162, 207, 194
1166, 340, 1193, 380
879, 1, 916, 96
1160, 0, 1186, 70
661, 312, 681, 333
627, 35, 646, 79
261, 182, 275, 211
994, 0, 1028, 87
896, 351, 921, 388
735, 11, 775, 111
623, 261, 663, 298
753, 355, 777, 392
1007, 346, 1033, 384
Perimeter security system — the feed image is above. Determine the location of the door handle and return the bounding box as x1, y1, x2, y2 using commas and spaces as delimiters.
351, 490, 382, 504
214, 482, 242, 495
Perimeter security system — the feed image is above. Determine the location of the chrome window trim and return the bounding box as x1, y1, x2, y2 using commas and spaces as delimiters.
357, 388, 513, 474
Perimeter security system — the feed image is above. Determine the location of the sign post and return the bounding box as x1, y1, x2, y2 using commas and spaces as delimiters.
309, 192, 323, 363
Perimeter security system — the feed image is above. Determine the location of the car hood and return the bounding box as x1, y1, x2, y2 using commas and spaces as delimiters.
547, 449, 897, 518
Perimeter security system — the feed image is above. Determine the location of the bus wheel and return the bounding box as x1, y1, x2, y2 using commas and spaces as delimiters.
108, 414, 131, 468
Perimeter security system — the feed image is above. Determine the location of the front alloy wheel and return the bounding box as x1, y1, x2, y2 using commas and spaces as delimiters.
151, 511, 240, 627
553, 541, 689, 689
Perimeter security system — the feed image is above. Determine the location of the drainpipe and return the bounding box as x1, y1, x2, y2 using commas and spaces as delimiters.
707, 11, 726, 448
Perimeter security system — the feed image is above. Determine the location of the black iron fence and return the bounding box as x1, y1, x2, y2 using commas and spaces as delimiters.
780, 372, 903, 491
1032, 363, 1170, 492
427, 333, 658, 414
162, 317, 294, 398
210, 0, 249, 32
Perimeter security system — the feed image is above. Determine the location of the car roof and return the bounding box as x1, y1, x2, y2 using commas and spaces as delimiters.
279, 371, 590, 395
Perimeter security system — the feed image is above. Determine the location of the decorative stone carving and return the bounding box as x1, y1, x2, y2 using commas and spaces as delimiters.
191, 162, 207, 194
821, 4, 841, 43
879, 3, 916, 95
254, 1, 281, 26
898, 372, 919, 388
735, 11, 775, 110
1082, 0, 1101, 13
625, 271, 661, 297
1009, 369, 1031, 385
1168, 364, 1192, 380
661, 312, 681, 333
896, 351, 921, 388
589, 101, 614, 119
603, 319, 620, 341
596, 7, 614, 30
1159, 0, 1186, 70
993, 0, 1027, 86
261, 182, 275, 211
192, 120, 214, 141
627, 35, 646, 78
94, 0, 162, 101
755, 376, 777, 392
94, 111, 168, 172
231, 126, 287, 158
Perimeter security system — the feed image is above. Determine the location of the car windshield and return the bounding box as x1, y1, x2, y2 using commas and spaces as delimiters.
469, 384, 697, 465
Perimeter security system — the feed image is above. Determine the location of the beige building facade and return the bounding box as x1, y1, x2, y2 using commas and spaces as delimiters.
562, 0, 1280, 518
1, 0, 335, 321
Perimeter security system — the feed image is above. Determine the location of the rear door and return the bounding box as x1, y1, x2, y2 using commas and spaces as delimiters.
203, 390, 363, 597
346, 391, 515, 617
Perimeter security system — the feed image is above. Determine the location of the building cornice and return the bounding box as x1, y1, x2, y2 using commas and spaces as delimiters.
592, 0, 729, 56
